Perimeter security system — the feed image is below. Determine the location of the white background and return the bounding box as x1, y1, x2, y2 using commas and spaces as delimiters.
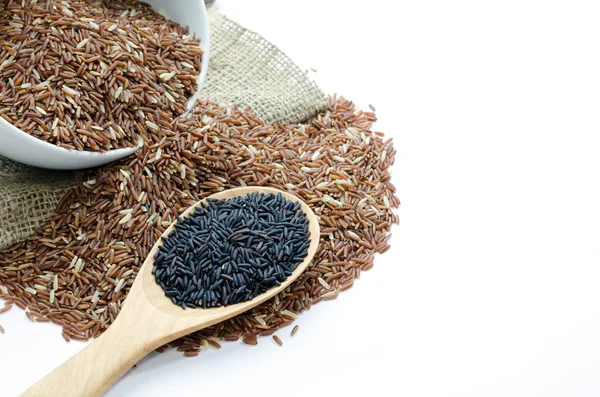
2, 0, 600, 396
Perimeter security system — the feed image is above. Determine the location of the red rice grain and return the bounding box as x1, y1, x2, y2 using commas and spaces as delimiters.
0, 96, 399, 355
242, 334, 258, 346
0, 0, 202, 151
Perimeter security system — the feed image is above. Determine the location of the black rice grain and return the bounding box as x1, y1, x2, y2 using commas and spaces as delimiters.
153, 193, 310, 309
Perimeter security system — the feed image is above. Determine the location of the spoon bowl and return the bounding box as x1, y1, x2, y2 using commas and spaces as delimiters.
0, 0, 210, 170
20, 187, 320, 397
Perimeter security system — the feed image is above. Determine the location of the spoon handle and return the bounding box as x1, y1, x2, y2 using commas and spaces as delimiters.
19, 306, 165, 397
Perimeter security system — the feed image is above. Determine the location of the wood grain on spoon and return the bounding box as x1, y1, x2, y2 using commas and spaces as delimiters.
20, 187, 320, 397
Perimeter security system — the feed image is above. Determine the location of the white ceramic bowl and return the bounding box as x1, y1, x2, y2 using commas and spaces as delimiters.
0, 0, 210, 170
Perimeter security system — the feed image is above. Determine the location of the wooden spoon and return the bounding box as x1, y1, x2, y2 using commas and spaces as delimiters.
20, 187, 320, 397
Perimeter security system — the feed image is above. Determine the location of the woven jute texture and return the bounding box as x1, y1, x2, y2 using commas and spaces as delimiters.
202, 11, 326, 124
0, 7, 328, 250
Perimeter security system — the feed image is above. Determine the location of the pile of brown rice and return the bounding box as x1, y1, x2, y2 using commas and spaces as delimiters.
0, 95, 399, 355
0, 0, 202, 151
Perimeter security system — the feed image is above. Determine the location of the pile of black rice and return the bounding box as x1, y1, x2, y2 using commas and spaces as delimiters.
154, 193, 310, 309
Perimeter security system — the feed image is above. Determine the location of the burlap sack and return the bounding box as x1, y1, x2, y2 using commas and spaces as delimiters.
0, 7, 327, 250
203, 11, 326, 124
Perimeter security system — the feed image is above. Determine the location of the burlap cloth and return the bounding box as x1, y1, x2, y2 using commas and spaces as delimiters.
0, 7, 327, 250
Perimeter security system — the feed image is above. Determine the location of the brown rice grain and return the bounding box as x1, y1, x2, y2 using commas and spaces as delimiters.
291, 325, 299, 337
